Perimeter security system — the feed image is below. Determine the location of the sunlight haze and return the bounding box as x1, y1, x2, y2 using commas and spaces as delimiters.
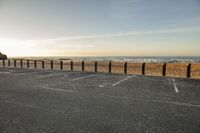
0, 0, 200, 56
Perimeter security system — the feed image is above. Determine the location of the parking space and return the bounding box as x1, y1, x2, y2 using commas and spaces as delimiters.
0, 67, 200, 133
1, 67, 200, 106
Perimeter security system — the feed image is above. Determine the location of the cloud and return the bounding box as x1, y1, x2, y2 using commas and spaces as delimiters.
27, 26, 200, 42
1, 26, 200, 47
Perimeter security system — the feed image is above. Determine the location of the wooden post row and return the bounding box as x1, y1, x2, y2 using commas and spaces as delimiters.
71, 61, 73, 71
42, 61, 45, 69
95, 61, 97, 72
187, 64, 191, 78
27, 60, 29, 68
82, 61, 84, 71
1, 59, 193, 79
51, 61, 53, 70
2, 60, 5, 66
109, 61, 112, 73
60, 61, 63, 70
34, 60, 37, 69
163, 63, 166, 76
14, 60, 16, 67
8, 60, 10, 67
142, 63, 145, 75
124, 62, 127, 74
20, 60, 23, 68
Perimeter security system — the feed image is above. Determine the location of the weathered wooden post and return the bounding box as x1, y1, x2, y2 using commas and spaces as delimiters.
20, 60, 23, 68
109, 61, 112, 73
142, 63, 145, 75
187, 63, 191, 78
27, 60, 29, 68
82, 61, 84, 71
14, 60, 16, 67
3, 59, 5, 66
60, 61, 63, 70
51, 61, 53, 70
124, 62, 127, 74
8, 60, 10, 67
163, 63, 166, 76
71, 61, 73, 71
95, 61, 97, 72
42, 61, 45, 69
34, 60, 37, 69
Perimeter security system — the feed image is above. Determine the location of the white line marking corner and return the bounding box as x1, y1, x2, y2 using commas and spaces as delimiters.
172, 78, 179, 93
112, 76, 134, 87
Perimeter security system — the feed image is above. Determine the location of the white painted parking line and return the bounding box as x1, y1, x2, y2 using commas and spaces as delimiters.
14, 72, 41, 76
42, 86, 78, 93
112, 76, 135, 86
39, 71, 74, 78
39, 73, 66, 78
98, 83, 110, 88
167, 78, 171, 84
14, 71, 51, 76
0, 71, 11, 74
39, 74, 58, 78
100, 94, 200, 108
172, 78, 179, 93
72, 74, 97, 81
98, 85, 104, 88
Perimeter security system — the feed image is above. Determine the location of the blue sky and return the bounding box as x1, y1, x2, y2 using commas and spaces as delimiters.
0, 0, 200, 56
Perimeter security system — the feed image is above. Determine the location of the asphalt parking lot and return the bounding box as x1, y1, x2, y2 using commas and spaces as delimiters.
0, 67, 200, 133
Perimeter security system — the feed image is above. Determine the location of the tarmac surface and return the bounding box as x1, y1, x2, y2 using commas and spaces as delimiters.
0, 67, 200, 133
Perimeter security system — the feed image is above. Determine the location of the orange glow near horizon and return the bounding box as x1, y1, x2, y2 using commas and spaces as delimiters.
1, 38, 200, 57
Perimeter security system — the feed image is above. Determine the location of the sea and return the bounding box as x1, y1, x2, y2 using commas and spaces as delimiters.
11, 56, 200, 63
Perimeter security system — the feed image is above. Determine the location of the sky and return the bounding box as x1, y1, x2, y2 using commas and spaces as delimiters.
0, 0, 200, 57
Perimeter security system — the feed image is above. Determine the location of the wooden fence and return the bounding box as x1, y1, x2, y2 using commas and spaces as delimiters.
1, 59, 200, 79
